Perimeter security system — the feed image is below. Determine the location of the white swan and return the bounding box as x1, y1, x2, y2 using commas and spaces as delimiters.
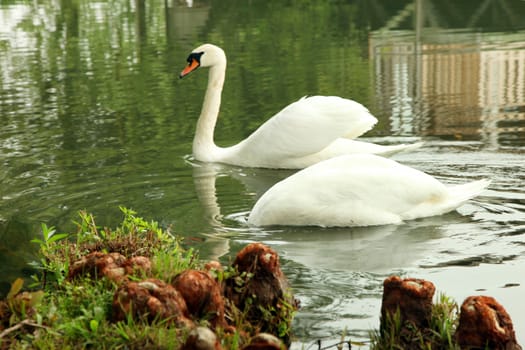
180, 44, 422, 169
247, 154, 490, 227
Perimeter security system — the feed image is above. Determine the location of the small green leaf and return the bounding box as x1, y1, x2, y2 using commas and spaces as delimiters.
90, 319, 99, 332
30, 238, 45, 245
41, 223, 55, 241
7, 278, 24, 300
26, 290, 45, 307
46, 233, 69, 244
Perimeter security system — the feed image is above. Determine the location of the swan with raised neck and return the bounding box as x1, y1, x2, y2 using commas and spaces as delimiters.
180, 43, 422, 169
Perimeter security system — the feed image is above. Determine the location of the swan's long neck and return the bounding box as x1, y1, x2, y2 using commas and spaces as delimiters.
193, 63, 226, 161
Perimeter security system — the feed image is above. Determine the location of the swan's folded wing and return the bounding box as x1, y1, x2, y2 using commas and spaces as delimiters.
239, 96, 377, 160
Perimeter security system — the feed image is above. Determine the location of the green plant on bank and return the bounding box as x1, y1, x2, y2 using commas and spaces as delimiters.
30, 224, 71, 286
430, 293, 460, 350
0, 279, 44, 327
370, 293, 461, 350
28, 207, 184, 288
222, 266, 297, 344
253, 292, 296, 340
1, 208, 203, 349
1, 208, 298, 349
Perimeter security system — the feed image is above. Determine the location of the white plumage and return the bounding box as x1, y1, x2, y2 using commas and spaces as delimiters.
248, 154, 490, 227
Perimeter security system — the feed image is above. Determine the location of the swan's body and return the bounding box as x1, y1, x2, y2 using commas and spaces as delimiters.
181, 44, 422, 169
248, 154, 490, 227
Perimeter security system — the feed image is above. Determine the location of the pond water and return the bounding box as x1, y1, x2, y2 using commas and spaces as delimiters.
1, 0, 525, 347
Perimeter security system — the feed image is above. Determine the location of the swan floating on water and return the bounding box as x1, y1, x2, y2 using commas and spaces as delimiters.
247, 154, 490, 227
180, 43, 422, 169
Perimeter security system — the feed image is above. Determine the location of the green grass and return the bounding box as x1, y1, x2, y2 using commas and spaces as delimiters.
370, 292, 461, 350
0, 207, 297, 349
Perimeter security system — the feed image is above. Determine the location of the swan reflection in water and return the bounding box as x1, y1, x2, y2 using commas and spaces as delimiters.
189, 159, 476, 272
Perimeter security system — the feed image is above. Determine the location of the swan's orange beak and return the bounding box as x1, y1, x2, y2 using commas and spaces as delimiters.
180, 58, 200, 78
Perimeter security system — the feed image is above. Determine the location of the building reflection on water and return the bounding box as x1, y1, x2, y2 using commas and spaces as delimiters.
369, 0, 525, 148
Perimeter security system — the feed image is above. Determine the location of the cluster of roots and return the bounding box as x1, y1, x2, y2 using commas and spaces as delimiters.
67, 242, 298, 349
380, 276, 522, 350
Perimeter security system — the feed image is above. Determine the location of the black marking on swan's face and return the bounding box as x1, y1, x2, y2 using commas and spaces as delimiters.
180, 51, 205, 78
186, 51, 204, 65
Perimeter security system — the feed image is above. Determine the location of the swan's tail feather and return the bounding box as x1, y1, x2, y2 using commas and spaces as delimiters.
448, 179, 491, 206
373, 141, 425, 157
403, 179, 490, 220
398, 141, 424, 152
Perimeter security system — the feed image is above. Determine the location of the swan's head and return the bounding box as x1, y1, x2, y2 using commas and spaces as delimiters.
179, 44, 226, 78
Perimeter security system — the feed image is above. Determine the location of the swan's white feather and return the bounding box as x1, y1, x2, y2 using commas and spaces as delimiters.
220, 96, 377, 168
247, 154, 490, 227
